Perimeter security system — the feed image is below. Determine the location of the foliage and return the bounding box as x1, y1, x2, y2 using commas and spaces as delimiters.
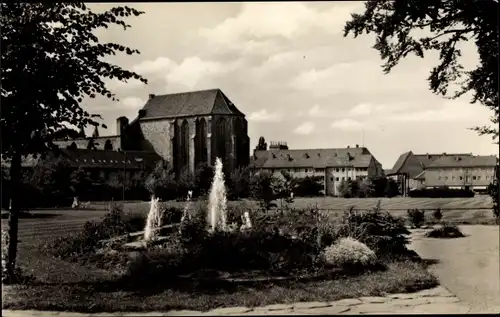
1, 2, 146, 280
273, 170, 295, 209
487, 173, 499, 220
250, 171, 277, 210
194, 163, 214, 197
332, 201, 410, 257
425, 223, 465, 239
344, 0, 499, 141
44, 203, 141, 261
384, 178, 400, 198
70, 167, 93, 198
409, 188, 474, 198
292, 176, 324, 197
323, 237, 377, 268
176, 167, 195, 200
433, 208, 443, 222
228, 166, 251, 200
358, 178, 375, 198
337, 179, 359, 198
145, 160, 177, 200
407, 209, 426, 228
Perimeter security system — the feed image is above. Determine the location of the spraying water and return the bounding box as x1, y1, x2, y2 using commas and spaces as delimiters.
207, 157, 227, 232
179, 190, 193, 233
144, 196, 161, 241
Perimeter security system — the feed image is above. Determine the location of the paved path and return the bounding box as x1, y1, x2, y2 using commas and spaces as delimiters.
409, 225, 500, 313
2, 287, 481, 316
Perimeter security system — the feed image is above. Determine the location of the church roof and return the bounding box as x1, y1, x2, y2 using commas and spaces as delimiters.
140, 89, 244, 120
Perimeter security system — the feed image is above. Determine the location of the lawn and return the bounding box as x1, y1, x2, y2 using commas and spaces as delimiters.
1, 200, 442, 313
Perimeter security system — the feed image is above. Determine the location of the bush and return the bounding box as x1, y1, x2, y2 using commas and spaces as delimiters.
407, 209, 426, 228
323, 237, 377, 268
487, 178, 499, 221
432, 208, 443, 222
292, 176, 324, 197
425, 223, 465, 239
145, 160, 178, 200
332, 202, 410, 257
228, 166, 250, 200
250, 171, 277, 210
44, 203, 140, 261
409, 188, 474, 198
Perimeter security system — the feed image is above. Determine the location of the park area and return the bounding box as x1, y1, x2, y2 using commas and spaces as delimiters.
1, 192, 496, 313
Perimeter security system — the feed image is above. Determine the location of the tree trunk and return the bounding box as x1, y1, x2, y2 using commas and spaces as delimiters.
6, 152, 21, 283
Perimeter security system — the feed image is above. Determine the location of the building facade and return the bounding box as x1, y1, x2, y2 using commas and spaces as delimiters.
52, 89, 250, 175
250, 143, 384, 196
388, 151, 497, 193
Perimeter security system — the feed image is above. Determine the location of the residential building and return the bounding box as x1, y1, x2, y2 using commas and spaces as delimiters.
388, 151, 497, 194
425, 155, 497, 191
250, 143, 384, 196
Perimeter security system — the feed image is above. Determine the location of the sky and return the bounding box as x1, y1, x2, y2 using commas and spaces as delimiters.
85, 2, 497, 169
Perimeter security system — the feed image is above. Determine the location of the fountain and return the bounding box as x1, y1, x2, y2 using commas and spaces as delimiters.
144, 196, 161, 242
207, 157, 228, 232
179, 190, 193, 233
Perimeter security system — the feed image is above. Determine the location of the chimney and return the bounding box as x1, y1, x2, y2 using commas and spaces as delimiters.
347, 145, 350, 148
356, 144, 359, 148
116, 116, 129, 136
138, 109, 146, 119
149, 94, 156, 100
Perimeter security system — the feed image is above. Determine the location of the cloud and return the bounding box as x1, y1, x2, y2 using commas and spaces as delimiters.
248, 109, 282, 122
330, 118, 366, 131
347, 102, 410, 117
386, 101, 486, 123
308, 104, 322, 117
121, 97, 145, 109
133, 57, 176, 76
199, 3, 364, 44
105, 78, 146, 93
294, 121, 315, 135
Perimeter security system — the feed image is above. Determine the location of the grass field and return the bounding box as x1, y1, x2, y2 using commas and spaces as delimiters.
0, 196, 494, 244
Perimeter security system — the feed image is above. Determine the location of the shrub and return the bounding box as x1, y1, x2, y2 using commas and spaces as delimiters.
487, 178, 499, 221
409, 188, 474, 198
425, 223, 465, 239
407, 209, 426, 228
292, 176, 324, 197
337, 179, 359, 198
323, 237, 377, 268
384, 178, 400, 197
250, 171, 277, 210
228, 166, 250, 200
195, 163, 214, 197
432, 208, 443, 222
334, 202, 410, 257
145, 160, 178, 200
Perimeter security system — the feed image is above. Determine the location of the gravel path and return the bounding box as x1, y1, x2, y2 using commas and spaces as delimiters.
409, 225, 500, 313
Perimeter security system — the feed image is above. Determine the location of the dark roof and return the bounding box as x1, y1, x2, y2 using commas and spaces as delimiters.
140, 89, 244, 120
426, 155, 497, 168
389, 151, 474, 177
1, 149, 161, 170
250, 147, 375, 169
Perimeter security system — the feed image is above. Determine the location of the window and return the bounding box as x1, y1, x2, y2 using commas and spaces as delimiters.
486, 176, 489, 180
315, 168, 324, 172
336, 168, 339, 172
336, 177, 339, 181
472, 176, 477, 180
330, 177, 333, 181
460, 176, 463, 180
348, 177, 351, 181
444, 176, 448, 180
342, 177, 345, 180
477, 176, 481, 180
341, 168, 345, 172
438, 176, 442, 180
305, 168, 308, 173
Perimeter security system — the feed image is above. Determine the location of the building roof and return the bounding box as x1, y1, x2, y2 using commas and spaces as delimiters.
426, 155, 498, 168
389, 151, 473, 177
140, 89, 244, 120
250, 147, 375, 169
1, 149, 161, 170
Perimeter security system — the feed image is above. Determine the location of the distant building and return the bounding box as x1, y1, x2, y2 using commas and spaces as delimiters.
250, 143, 384, 196
425, 155, 497, 192
388, 151, 497, 194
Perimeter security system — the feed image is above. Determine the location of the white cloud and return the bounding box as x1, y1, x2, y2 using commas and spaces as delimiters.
386, 101, 486, 123
294, 121, 315, 135
248, 109, 282, 122
121, 97, 145, 109
348, 102, 410, 117
308, 104, 322, 117
133, 57, 176, 76
330, 118, 366, 131
105, 78, 146, 92
199, 2, 364, 46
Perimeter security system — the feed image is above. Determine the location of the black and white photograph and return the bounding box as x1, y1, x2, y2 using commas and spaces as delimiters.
1, 1, 499, 315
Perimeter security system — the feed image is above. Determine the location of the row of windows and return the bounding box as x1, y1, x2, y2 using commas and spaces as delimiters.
438, 175, 493, 181
329, 176, 366, 182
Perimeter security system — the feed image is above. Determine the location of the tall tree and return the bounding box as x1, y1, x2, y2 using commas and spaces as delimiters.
0, 3, 147, 282
344, 0, 499, 141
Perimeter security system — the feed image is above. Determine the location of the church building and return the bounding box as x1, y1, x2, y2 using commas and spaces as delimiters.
49, 88, 250, 175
